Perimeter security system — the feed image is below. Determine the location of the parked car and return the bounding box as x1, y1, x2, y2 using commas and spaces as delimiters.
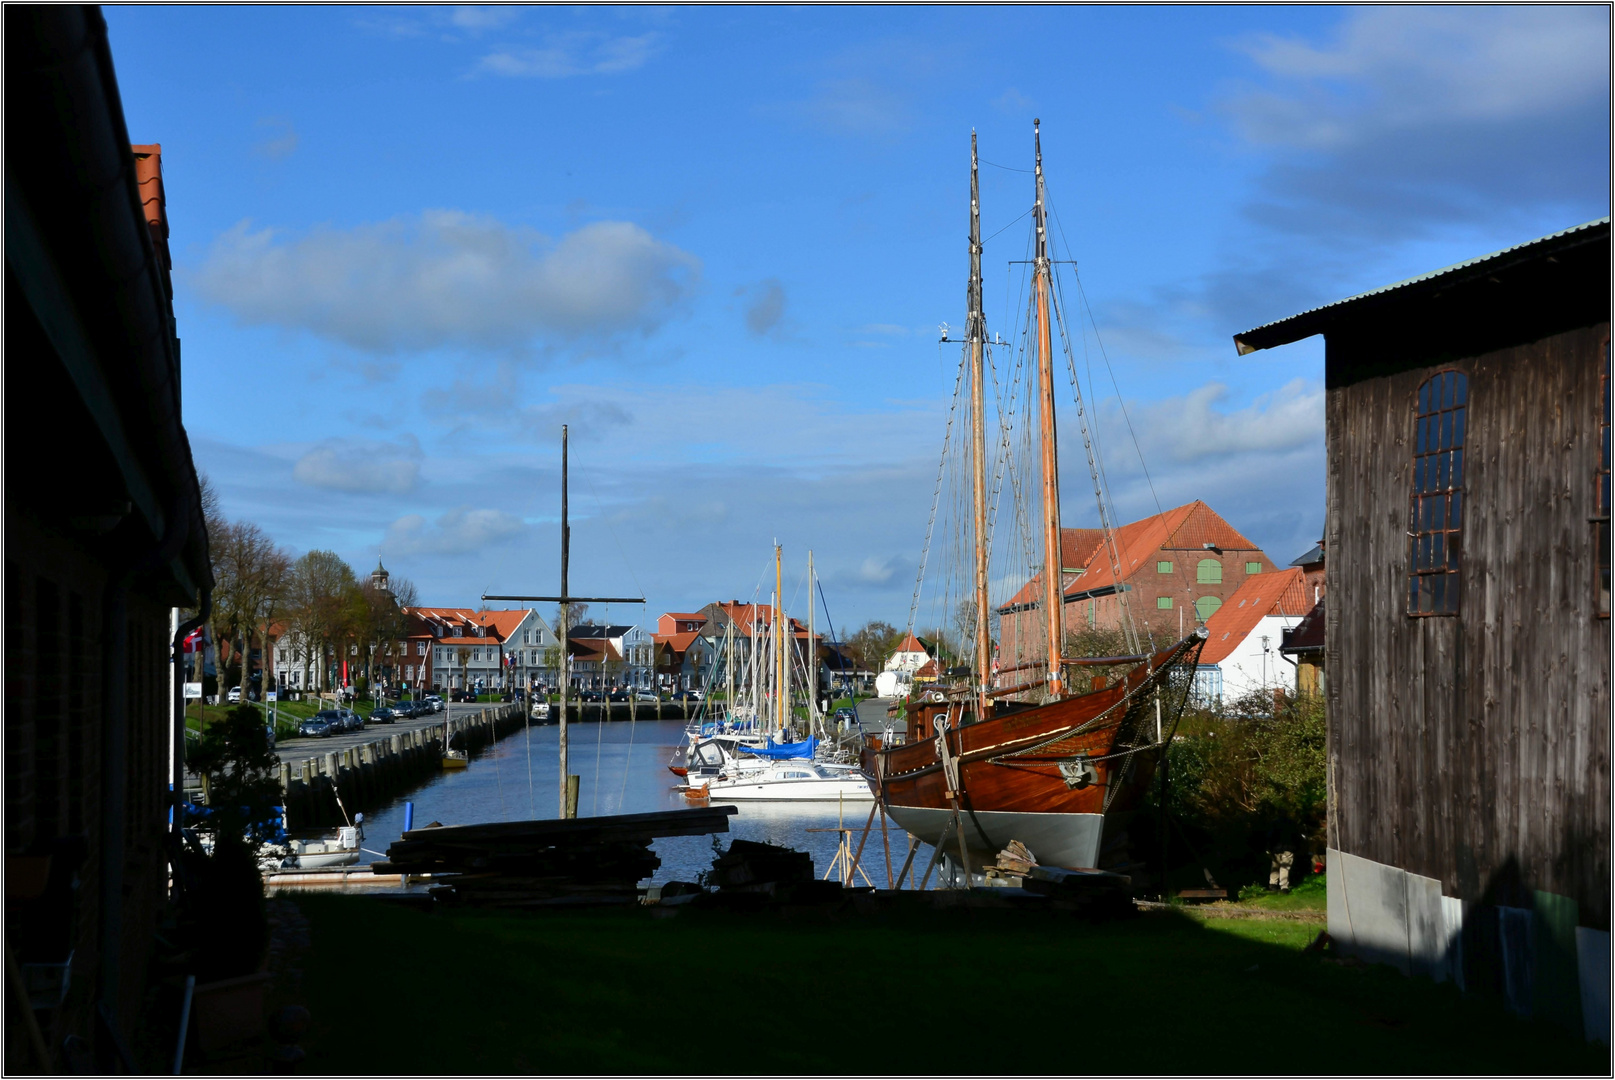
423, 696, 445, 713
578, 690, 605, 703
671, 689, 703, 702
635, 690, 659, 702
299, 716, 334, 738
369, 706, 399, 724
835, 707, 858, 724
226, 686, 242, 704
607, 689, 629, 703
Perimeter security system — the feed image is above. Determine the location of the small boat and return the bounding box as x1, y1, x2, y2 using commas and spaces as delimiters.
260, 824, 362, 872
442, 749, 469, 769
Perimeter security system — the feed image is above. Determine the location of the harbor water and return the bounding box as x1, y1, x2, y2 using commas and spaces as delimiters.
347, 717, 929, 887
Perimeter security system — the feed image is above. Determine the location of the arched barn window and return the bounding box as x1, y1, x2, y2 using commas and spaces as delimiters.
1408, 370, 1468, 615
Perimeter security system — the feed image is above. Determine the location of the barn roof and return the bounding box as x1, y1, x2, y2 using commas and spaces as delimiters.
1234, 217, 1610, 356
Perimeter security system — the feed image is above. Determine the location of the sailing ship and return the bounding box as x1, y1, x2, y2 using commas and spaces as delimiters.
866, 123, 1206, 876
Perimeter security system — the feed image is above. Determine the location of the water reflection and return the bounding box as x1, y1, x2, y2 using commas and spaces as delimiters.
349, 719, 933, 886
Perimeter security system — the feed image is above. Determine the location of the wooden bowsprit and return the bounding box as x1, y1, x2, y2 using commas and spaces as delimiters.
483, 425, 643, 819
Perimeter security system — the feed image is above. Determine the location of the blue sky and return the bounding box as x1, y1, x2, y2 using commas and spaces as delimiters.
105, 5, 1609, 632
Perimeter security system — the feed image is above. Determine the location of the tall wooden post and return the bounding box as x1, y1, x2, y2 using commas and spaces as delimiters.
1033, 119, 1064, 698
559, 425, 571, 817
968, 130, 993, 719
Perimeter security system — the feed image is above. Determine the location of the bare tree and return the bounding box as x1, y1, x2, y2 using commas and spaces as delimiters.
211, 520, 291, 701
287, 550, 357, 695
552, 602, 589, 632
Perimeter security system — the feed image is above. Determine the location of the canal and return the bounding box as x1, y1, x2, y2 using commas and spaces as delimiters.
348, 716, 932, 887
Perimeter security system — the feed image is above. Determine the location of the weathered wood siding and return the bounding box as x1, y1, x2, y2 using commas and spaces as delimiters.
1325, 322, 1610, 928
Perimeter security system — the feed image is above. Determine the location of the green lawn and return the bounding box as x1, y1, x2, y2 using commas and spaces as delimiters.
285, 896, 1606, 1075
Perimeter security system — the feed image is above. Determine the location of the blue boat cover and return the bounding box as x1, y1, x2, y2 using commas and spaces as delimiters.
737, 736, 818, 759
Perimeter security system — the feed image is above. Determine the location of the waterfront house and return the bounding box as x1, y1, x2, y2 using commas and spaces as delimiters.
1235, 217, 1610, 1039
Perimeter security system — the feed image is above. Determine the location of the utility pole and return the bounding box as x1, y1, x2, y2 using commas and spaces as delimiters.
483, 424, 642, 818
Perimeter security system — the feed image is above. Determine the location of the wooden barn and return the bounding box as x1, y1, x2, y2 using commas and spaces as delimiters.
1235, 218, 1610, 1041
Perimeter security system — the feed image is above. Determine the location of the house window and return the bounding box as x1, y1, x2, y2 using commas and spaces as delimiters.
1408, 369, 1467, 615
1196, 558, 1222, 584
417, 641, 426, 655
1156, 596, 1173, 610
1195, 595, 1222, 621
1599, 340, 1610, 617
1157, 561, 1173, 574
1245, 561, 1262, 574
1191, 665, 1222, 707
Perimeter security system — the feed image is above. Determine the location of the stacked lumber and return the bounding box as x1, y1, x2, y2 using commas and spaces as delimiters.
372, 806, 736, 907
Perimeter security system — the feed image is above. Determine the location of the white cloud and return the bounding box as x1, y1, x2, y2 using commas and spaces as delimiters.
451, 6, 519, 32
1219, 6, 1609, 238
1231, 7, 1607, 146
1120, 378, 1324, 463
383, 507, 527, 556
194, 212, 699, 354
293, 437, 422, 494
477, 31, 660, 77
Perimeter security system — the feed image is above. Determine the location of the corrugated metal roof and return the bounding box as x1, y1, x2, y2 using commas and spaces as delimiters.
1235, 217, 1611, 354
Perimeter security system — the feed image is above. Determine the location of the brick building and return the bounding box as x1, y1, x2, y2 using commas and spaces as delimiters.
6, 8, 214, 1069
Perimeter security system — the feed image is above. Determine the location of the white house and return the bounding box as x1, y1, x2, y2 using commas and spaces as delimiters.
884, 633, 932, 674
1194, 568, 1313, 704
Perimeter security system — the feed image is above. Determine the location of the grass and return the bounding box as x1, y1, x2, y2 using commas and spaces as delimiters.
284, 895, 1606, 1075
1234, 872, 1329, 911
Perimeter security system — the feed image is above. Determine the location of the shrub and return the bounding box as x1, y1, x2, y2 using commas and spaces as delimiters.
187, 704, 284, 853
1155, 690, 1327, 887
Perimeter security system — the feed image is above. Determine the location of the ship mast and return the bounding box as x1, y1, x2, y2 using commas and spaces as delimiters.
1033, 119, 1065, 698
775, 543, 786, 736
967, 131, 992, 719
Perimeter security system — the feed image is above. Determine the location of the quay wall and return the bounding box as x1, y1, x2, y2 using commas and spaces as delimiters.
277, 705, 527, 829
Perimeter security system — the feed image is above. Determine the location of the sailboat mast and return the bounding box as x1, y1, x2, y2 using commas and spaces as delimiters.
775, 544, 785, 735
968, 131, 992, 718
807, 549, 817, 735
1033, 119, 1065, 698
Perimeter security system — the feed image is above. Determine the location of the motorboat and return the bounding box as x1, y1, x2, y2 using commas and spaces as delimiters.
261, 825, 362, 872
702, 759, 874, 802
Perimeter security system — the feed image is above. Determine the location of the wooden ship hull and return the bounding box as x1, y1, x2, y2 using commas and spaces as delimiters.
867, 632, 1205, 870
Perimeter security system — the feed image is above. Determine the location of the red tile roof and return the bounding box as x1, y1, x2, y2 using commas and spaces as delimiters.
1199, 568, 1312, 664
1003, 501, 1266, 608
1061, 528, 1107, 570
893, 633, 929, 656
130, 144, 169, 276
654, 630, 702, 654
